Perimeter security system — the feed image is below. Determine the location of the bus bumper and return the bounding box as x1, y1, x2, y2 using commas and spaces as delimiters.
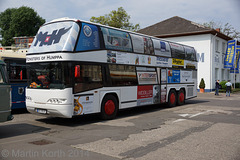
26, 102, 73, 118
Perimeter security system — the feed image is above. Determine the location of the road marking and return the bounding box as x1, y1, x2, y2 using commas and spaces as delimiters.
179, 111, 211, 119
95, 116, 139, 127
179, 114, 190, 117
189, 111, 211, 118
189, 112, 206, 118
173, 119, 186, 123
174, 111, 212, 123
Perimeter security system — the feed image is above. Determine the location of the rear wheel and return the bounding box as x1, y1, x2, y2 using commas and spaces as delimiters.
177, 89, 185, 106
100, 95, 118, 120
168, 90, 176, 107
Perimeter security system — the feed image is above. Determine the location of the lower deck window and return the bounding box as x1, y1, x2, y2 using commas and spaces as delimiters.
109, 64, 137, 86
74, 64, 103, 93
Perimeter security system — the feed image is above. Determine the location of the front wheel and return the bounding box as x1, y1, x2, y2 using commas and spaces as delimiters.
100, 95, 118, 120
168, 90, 177, 107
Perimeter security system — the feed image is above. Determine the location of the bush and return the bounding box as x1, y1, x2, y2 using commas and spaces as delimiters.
234, 83, 240, 88
233, 88, 240, 93
199, 78, 205, 89
219, 81, 240, 93
220, 80, 227, 90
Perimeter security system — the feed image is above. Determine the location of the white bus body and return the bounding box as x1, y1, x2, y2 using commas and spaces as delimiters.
26, 18, 197, 119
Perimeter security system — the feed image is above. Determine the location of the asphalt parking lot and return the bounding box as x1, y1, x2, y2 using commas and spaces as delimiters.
1, 92, 240, 160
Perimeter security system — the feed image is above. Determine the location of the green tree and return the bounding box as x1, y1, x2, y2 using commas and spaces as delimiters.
90, 7, 140, 31
0, 6, 45, 46
202, 21, 240, 40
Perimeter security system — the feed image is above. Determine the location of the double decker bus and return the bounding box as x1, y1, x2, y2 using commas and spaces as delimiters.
26, 18, 197, 119
0, 60, 13, 122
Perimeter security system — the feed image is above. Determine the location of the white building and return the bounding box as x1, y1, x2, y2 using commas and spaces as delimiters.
139, 16, 240, 92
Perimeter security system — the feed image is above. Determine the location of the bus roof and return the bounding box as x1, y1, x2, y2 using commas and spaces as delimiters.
42, 17, 195, 49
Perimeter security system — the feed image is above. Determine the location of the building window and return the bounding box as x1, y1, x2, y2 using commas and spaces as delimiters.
215, 39, 219, 53
215, 54, 219, 63
215, 68, 219, 81
221, 69, 225, 81
222, 55, 225, 64
222, 42, 226, 54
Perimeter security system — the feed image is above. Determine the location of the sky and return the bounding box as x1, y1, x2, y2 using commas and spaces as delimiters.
0, 0, 240, 31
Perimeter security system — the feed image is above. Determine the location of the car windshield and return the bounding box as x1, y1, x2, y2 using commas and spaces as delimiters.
28, 62, 72, 89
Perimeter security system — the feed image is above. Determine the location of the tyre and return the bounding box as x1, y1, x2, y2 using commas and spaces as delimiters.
100, 94, 118, 120
168, 90, 176, 107
177, 89, 185, 106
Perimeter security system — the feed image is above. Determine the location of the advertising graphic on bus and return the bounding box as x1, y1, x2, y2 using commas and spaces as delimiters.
26, 18, 197, 119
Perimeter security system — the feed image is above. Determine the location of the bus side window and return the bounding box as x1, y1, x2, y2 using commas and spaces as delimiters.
74, 64, 103, 93
109, 64, 138, 86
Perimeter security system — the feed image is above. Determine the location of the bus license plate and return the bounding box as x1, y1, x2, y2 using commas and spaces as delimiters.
35, 108, 47, 114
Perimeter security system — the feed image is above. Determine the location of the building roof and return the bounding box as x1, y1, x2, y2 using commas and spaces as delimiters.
138, 16, 232, 41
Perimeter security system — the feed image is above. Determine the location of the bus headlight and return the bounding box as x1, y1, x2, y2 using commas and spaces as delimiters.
47, 98, 67, 104
26, 96, 32, 101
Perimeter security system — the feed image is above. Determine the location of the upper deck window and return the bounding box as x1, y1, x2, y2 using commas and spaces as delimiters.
184, 46, 196, 61
101, 27, 132, 52
76, 23, 101, 51
169, 42, 185, 59
28, 21, 80, 54
152, 39, 171, 57
130, 34, 154, 55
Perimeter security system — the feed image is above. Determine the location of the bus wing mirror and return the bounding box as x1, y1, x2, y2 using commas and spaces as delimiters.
75, 65, 80, 78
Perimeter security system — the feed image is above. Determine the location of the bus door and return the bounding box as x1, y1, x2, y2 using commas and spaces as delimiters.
159, 68, 167, 103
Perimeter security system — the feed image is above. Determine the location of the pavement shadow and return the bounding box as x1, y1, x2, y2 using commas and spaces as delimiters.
0, 123, 50, 139
36, 114, 101, 127
36, 104, 167, 127
11, 108, 29, 115
185, 99, 209, 105
36, 98, 209, 127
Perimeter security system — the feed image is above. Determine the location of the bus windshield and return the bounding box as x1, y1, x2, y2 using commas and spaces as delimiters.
28, 21, 80, 53
28, 62, 72, 89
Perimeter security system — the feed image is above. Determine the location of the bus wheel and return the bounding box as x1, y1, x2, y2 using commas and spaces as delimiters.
168, 90, 176, 107
101, 95, 118, 120
177, 89, 185, 105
